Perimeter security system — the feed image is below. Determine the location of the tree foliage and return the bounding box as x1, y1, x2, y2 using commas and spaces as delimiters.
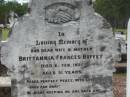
0, 0, 28, 24
94, 0, 130, 28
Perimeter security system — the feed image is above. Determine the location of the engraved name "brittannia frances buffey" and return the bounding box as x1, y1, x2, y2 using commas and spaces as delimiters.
45, 2, 80, 24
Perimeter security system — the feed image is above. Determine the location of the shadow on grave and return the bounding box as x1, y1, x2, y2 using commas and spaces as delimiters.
0, 62, 11, 97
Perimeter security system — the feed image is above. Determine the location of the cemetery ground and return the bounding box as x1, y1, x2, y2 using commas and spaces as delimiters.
113, 28, 127, 39
113, 62, 127, 97
113, 29, 127, 34
113, 73, 126, 97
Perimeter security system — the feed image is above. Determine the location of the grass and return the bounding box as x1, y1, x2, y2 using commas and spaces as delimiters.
113, 28, 127, 40
0, 28, 10, 41
113, 28, 127, 34
114, 73, 126, 76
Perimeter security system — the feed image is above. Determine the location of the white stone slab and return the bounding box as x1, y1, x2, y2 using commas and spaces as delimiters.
0, 77, 11, 87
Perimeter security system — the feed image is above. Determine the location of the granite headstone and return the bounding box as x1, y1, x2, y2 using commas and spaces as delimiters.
1, 0, 116, 97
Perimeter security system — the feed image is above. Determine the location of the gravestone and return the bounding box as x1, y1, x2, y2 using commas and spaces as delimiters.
1, 0, 116, 97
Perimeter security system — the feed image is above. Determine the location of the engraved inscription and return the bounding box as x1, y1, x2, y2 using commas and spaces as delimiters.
45, 2, 80, 24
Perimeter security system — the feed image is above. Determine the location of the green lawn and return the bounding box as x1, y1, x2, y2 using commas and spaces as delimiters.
1, 28, 10, 41
114, 73, 126, 76
113, 28, 127, 40
113, 28, 127, 34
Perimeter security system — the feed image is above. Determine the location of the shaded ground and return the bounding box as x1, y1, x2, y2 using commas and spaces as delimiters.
0, 87, 11, 97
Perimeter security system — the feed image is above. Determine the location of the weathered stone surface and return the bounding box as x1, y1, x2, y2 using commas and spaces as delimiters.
1, 0, 116, 97
0, 64, 8, 76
